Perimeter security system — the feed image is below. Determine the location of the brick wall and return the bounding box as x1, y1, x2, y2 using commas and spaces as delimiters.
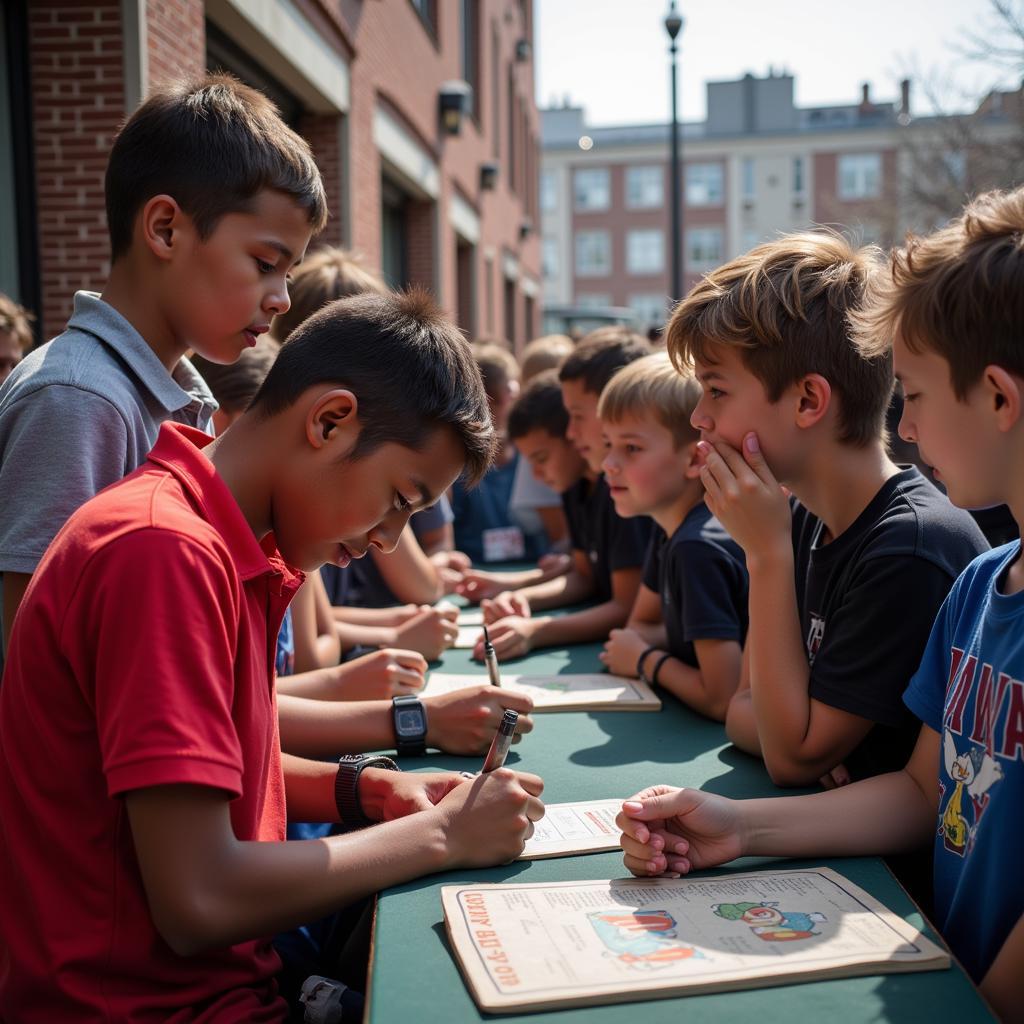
299, 113, 345, 247
145, 0, 204, 88
30, 1, 124, 339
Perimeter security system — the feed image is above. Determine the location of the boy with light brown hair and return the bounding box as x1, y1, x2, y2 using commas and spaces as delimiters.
669, 232, 987, 786
598, 353, 748, 721
617, 185, 1024, 1022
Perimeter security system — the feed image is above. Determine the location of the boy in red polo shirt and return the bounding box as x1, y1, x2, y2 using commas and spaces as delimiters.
0, 289, 545, 1022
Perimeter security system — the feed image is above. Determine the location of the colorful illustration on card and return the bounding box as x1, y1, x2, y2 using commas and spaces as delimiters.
587, 910, 701, 968
712, 901, 826, 942
939, 730, 1003, 857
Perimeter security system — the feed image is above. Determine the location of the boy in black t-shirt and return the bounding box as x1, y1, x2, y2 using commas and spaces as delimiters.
597, 354, 748, 721
668, 233, 988, 786
472, 331, 652, 661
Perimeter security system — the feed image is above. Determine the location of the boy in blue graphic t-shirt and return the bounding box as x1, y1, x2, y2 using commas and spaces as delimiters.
616, 187, 1024, 1020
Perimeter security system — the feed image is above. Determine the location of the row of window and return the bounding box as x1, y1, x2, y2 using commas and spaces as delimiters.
574, 292, 670, 326
543, 226, 725, 278
543, 152, 884, 214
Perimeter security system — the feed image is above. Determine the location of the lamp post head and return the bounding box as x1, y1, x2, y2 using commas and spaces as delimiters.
664, 2, 683, 41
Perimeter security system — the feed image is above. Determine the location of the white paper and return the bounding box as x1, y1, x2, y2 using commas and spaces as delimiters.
453, 626, 483, 649
520, 800, 624, 859
456, 609, 485, 627
422, 672, 661, 711
442, 868, 950, 1012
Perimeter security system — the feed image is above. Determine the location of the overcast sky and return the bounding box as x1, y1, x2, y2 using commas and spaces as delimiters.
535, 0, 1018, 125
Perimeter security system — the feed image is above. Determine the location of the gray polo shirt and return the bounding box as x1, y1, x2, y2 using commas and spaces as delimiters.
0, 291, 217, 574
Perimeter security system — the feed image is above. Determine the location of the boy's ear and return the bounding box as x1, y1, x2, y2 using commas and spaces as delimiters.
982, 365, 1022, 432
305, 388, 360, 453
682, 438, 703, 479
792, 373, 832, 431
139, 194, 188, 262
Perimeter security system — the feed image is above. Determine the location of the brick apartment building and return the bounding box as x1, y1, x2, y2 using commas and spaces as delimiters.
0, 0, 541, 349
541, 71, 1021, 332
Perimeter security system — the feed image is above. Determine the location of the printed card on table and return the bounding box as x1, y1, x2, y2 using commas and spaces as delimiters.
519, 800, 624, 859
442, 868, 949, 1012
422, 672, 661, 712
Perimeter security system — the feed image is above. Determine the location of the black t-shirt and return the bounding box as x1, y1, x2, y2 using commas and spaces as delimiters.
793, 466, 989, 780
641, 502, 748, 668
562, 475, 651, 602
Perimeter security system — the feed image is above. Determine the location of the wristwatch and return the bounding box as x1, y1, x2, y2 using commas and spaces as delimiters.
392, 694, 429, 757
335, 754, 400, 828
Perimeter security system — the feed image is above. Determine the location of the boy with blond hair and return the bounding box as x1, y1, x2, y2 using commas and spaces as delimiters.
617, 185, 1024, 1021
598, 353, 748, 721
0, 74, 326, 649
670, 232, 987, 786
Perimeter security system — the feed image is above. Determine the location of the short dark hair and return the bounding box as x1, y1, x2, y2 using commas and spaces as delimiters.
106, 73, 328, 262
191, 337, 279, 414
251, 288, 496, 484
508, 370, 569, 441
558, 326, 651, 395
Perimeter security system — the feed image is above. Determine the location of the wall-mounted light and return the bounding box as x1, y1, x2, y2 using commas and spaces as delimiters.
480, 161, 499, 191
439, 80, 472, 135
519, 218, 534, 240
515, 39, 531, 62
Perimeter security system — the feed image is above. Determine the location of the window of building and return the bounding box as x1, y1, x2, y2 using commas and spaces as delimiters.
409, 0, 437, 38
837, 153, 882, 200
575, 230, 611, 276
504, 275, 517, 346
540, 169, 556, 212
626, 229, 664, 275
576, 293, 611, 309
626, 165, 663, 208
381, 178, 410, 289
793, 156, 805, 195
629, 293, 668, 328
741, 228, 760, 252
687, 162, 724, 206
542, 237, 559, 278
686, 227, 724, 269
741, 158, 755, 201
573, 168, 610, 211
460, 0, 479, 118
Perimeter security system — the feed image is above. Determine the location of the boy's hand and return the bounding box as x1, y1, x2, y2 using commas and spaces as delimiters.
599, 628, 648, 678
424, 685, 535, 754
436, 768, 546, 868
537, 552, 572, 577
482, 591, 530, 624
358, 768, 469, 822
430, 549, 473, 574
617, 785, 745, 877
455, 569, 507, 604
337, 649, 427, 701
696, 434, 792, 561
471, 615, 538, 661
393, 606, 459, 660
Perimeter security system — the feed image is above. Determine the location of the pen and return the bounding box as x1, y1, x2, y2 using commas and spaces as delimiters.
483, 624, 502, 688
481, 709, 519, 773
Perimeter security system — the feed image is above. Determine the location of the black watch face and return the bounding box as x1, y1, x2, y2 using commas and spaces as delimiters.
395, 708, 425, 737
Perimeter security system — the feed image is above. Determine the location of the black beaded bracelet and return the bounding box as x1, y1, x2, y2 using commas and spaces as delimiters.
636, 646, 658, 683
335, 754, 400, 828
650, 652, 673, 687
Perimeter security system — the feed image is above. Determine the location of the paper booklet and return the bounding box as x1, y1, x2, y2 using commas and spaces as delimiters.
442, 868, 949, 1013
456, 609, 485, 627
453, 625, 483, 649
519, 800, 624, 860
421, 672, 661, 712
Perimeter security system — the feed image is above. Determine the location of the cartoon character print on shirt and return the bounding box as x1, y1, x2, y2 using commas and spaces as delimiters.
940, 645, 1018, 858
587, 911, 701, 968
712, 902, 826, 942
805, 613, 825, 666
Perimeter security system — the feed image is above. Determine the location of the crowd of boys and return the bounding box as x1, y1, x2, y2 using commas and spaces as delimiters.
0, 72, 1020, 1022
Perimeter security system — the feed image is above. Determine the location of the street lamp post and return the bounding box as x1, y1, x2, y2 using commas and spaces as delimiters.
664, 3, 684, 303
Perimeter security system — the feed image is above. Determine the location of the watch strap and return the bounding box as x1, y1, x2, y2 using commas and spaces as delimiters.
334, 754, 400, 828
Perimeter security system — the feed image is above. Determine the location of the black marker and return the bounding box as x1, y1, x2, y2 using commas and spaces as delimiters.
481, 709, 518, 773
483, 624, 502, 688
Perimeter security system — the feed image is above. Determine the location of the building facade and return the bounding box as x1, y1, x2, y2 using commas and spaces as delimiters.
1, 0, 541, 348
541, 71, 1020, 332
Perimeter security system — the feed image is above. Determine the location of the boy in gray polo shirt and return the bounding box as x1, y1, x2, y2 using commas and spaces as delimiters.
0, 74, 326, 650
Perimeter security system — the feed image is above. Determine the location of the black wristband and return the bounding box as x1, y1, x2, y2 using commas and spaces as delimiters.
651, 652, 673, 687
334, 754, 400, 828
636, 646, 658, 683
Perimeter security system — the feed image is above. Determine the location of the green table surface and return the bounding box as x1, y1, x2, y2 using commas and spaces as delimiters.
367, 636, 992, 1023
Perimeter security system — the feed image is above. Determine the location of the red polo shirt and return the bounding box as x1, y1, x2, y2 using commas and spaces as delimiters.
0, 422, 302, 1022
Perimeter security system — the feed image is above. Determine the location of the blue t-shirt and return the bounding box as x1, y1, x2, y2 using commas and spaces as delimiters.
904, 542, 1024, 983
641, 502, 748, 668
